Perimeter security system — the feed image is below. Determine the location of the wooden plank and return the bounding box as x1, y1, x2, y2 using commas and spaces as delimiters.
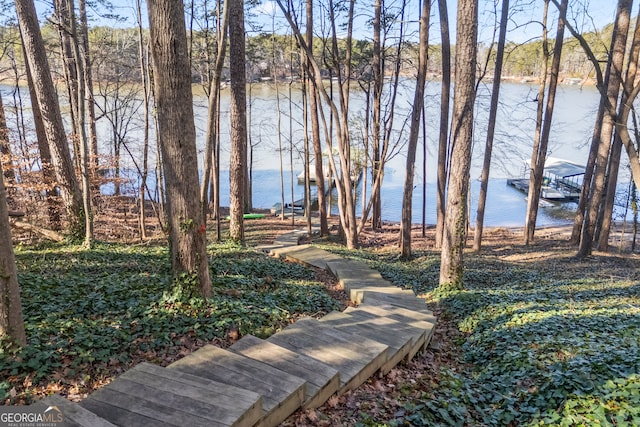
33, 395, 116, 427
267, 318, 388, 393
318, 311, 414, 374
81, 387, 218, 427
231, 335, 340, 409
79, 362, 263, 427
168, 345, 306, 427
274, 246, 344, 269
121, 363, 262, 426
362, 291, 430, 311
346, 305, 436, 354
347, 285, 416, 305
342, 308, 432, 360
326, 260, 384, 282
345, 304, 436, 325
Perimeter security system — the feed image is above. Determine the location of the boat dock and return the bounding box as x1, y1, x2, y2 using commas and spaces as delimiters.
507, 157, 584, 202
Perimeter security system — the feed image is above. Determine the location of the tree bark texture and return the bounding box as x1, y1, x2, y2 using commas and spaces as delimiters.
578, 0, 631, 257
21, 41, 62, 230
0, 159, 26, 346
439, 0, 477, 288
474, 0, 509, 252
228, 0, 247, 243
399, 0, 430, 259
147, 0, 212, 297
435, 0, 451, 249
524, 0, 566, 245
598, 10, 640, 250
16, 0, 83, 235
307, 0, 328, 236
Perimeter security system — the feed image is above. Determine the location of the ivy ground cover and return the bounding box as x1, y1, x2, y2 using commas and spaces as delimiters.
318, 240, 640, 426
1, 241, 339, 405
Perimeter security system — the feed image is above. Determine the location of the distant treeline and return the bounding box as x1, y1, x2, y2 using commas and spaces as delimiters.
0, 19, 612, 89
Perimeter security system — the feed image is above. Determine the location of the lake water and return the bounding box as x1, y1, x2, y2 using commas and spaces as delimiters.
5, 80, 636, 226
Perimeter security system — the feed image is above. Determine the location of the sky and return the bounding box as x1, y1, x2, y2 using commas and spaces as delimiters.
34, 0, 618, 45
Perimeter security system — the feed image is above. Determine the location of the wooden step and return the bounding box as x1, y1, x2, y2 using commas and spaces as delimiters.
318, 311, 414, 374
168, 345, 306, 427
230, 334, 340, 409
270, 245, 344, 269
326, 307, 430, 362
32, 394, 116, 427
347, 304, 436, 354
346, 303, 436, 325
326, 260, 385, 282
346, 285, 417, 305
362, 290, 430, 311
266, 318, 388, 393
79, 362, 262, 427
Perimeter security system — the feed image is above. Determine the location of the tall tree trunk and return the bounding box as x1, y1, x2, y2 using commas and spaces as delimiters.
598, 11, 640, 250
435, 0, 451, 249
16, 0, 83, 236
277, 0, 358, 248
371, 0, 382, 230
0, 159, 26, 347
147, 0, 212, 297
66, 0, 93, 247
228, 0, 246, 243
245, 82, 253, 214
399, 0, 430, 259
439, 0, 478, 288
21, 40, 61, 230
201, 0, 229, 220
474, 0, 509, 252
136, 0, 150, 239
78, 0, 99, 188
578, 0, 632, 257
307, 0, 328, 236
524, 0, 566, 245
0, 96, 16, 207
571, 100, 605, 243
54, 0, 80, 169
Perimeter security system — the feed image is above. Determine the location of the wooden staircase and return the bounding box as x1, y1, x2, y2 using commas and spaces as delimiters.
37, 229, 436, 427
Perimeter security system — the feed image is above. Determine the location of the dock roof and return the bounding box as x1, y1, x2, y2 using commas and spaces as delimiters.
545, 157, 585, 178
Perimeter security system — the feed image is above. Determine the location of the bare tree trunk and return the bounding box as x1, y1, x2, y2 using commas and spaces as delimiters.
578, 0, 632, 257
0, 159, 26, 346
201, 0, 229, 219
136, 0, 150, 239
571, 100, 605, 243
439, 0, 477, 288
399, 0, 430, 259
245, 82, 253, 214
371, 0, 382, 230
66, 0, 93, 247
78, 0, 98, 184
435, 0, 451, 249
474, 0, 509, 252
524, 0, 566, 245
0, 96, 16, 206
16, 0, 83, 236
20, 41, 61, 229
598, 11, 640, 250
147, 0, 212, 297
277, 0, 358, 248
228, 0, 246, 243
307, 0, 328, 235
54, 0, 79, 169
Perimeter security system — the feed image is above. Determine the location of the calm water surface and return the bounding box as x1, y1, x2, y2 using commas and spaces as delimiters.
6, 81, 632, 226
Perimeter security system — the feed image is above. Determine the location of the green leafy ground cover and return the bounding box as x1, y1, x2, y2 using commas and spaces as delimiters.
317, 243, 640, 426
0, 241, 339, 405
